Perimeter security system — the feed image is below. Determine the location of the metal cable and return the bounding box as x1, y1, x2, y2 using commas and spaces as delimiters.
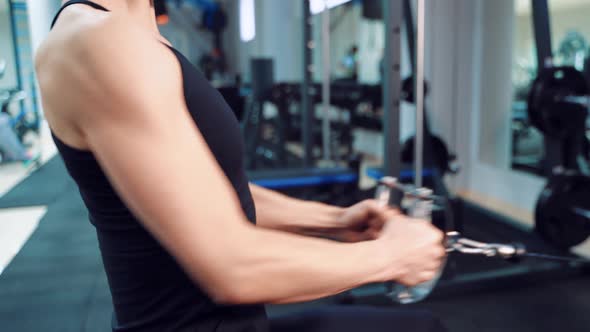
522, 253, 590, 264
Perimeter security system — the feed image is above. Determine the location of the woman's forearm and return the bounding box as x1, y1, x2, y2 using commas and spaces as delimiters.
250, 184, 345, 234
211, 222, 390, 304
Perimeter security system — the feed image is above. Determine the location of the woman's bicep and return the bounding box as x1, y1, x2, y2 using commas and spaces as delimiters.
77, 34, 250, 293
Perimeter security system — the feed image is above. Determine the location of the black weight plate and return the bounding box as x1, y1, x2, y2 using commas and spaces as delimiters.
527, 66, 589, 139
535, 172, 590, 249
402, 76, 429, 103
401, 135, 452, 174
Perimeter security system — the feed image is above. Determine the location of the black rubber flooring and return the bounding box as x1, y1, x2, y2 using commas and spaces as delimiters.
0, 157, 73, 208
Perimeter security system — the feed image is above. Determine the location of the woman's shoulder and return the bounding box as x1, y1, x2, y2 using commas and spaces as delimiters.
36, 13, 182, 139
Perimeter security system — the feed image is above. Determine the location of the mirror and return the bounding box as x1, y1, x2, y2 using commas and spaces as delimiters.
510, 0, 590, 175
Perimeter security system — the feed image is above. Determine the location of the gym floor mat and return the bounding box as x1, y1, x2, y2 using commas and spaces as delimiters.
0, 157, 73, 209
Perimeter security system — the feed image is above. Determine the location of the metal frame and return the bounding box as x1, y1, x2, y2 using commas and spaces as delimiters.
8, 0, 23, 89
382, 0, 403, 178
414, 0, 425, 187
530, 0, 564, 175
321, 3, 332, 162
403, 0, 416, 74
531, 0, 553, 70
301, 0, 314, 168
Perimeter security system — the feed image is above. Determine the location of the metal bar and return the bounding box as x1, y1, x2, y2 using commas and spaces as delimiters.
8, 3, 20, 89
531, 0, 556, 176
382, 0, 403, 178
403, 0, 416, 74
531, 0, 553, 69
414, 0, 425, 188
301, 0, 314, 167
321, 1, 331, 162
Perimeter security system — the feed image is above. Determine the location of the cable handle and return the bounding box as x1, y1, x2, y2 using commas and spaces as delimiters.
446, 231, 527, 261
376, 177, 588, 264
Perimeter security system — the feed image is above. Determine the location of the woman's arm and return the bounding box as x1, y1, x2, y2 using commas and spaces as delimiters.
250, 184, 346, 235
38, 17, 402, 304
251, 184, 396, 242
39, 17, 444, 305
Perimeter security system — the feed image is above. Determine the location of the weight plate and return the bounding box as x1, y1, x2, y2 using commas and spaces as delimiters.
402, 76, 429, 103
527, 66, 589, 139
401, 135, 453, 174
535, 172, 590, 249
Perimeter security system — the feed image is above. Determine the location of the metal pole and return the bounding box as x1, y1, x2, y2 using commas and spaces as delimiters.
414, 0, 425, 188
531, 0, 553, 70
8, 2, 22, 89
382, 0, 403, 178
321, 1, 331, 162
531, 0, 558, 176
302, 0, 313, 168
403, 0, 416, 75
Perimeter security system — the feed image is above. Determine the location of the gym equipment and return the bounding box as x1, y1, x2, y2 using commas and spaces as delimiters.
535, 169, 590, 249
374, 177, 446, 303
249, 165, 360, 206
374, 174, 590, 304
362, 0, 382, 20
341, 0, 590, 306
526, 67, 590, 248
243, 5, 364, 205
365, 0, 440, 304
243, 80, 380, 169
527, 66, 589, 139
525, 1, 590, 250
401, 133, 458, 175
394, 0, 457, 178
401, 76, 429, 103
399, 73, 458, 176
321, 5, 332, 162
0, 89, 34, 163
556, 30, 588, 70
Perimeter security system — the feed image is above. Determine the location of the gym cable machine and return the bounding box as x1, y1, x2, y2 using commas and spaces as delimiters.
341, 0, 590, 305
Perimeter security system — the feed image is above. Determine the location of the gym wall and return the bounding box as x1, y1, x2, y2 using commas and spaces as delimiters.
477, 0, 514, 169
226, 0, 304, 82
24, 0, 60, 54
430, 0, 547, 221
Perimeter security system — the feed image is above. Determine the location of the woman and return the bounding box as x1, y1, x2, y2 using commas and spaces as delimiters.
36, 1, 446, 331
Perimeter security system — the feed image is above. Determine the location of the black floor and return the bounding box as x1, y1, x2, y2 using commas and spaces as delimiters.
0, 157, 589, 331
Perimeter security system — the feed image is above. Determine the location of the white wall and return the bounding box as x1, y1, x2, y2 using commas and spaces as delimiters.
0, 0, 18, 90
26, 0, 61, 55
224, 0, 303, 82
426, 0, 546, 223
478, 0, 514, 168
25, 0, 61, 115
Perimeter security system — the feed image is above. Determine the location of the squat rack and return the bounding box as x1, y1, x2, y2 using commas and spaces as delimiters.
299, 0, 403, 176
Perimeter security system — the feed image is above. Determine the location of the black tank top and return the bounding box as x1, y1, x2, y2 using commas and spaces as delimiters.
50, 2, 267, 331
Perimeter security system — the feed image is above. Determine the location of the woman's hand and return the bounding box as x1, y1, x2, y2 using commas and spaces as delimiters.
332, 200, 401, 242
